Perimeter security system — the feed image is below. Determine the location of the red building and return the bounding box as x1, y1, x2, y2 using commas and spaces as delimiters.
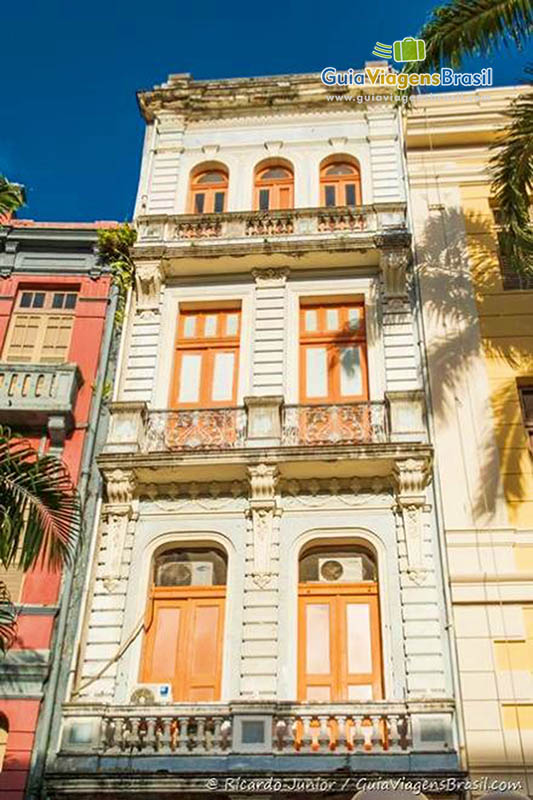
0, 220, 117, 799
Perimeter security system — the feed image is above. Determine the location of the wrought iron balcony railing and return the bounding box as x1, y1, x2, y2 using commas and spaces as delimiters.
282, 402, 388, 447
144, 407, 247, 451
140, 402, 388, 453
60, 701, 455, 757
136, 203, 406, 245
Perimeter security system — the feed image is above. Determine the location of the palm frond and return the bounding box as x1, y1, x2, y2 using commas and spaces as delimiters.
0, 427, 80, 572
0, 581, 18, 655
403, 0, 533, 76
0, 176, 25, 219
490, 81, 533, 272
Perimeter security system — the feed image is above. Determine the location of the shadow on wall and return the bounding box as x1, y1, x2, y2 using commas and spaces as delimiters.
416, 206, 532, 523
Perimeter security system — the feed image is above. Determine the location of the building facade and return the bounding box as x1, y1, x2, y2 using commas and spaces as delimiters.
44, 71, 463, 799
0, 220, 116, 798
407, 87, 533, 794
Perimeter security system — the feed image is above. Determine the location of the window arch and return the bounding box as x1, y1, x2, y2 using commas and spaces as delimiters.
254, 160, 294, 211
140, 544, 227, 702
188, 164, 229, 214
298, 540, 382, 702
0, 714, 8, 772
320, 156, 361, 207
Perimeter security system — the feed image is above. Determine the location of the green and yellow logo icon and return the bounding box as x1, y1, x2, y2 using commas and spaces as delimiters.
372, 36, 426, 63
393, 37, 426, 62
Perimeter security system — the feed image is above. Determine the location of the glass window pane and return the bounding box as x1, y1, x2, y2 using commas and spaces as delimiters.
339, 346, 362, 396
20, 292, 33, 308
346, 603, 372, 673
325, 185, 336, 207
197, 171, 226, 184
259, 189, 269, 210
52, 293, 64, 309
307, 686, 331, 701
326, 308, 339, 330
183, 315, 196, 337
345, 183, 357, 206
261, 167, 290, 180
178, 354, 202, 402
348, 684, 373, 700
214, 191, 225, 213
347, 307, 361, 330
65, 293, 77, 309
305, 348, 328, 397
226, 313, 239, 336
326, 163, 355, 175
304, 309, 317, 332
33, 293, 45, 309
194, 193, 205, 213
212, 352, 235, 401
204, 315, 217, 337
306, 604, 331, 673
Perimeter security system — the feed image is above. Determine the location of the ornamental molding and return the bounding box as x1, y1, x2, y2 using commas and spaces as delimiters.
134, 259, 163, 312
101, 505, 132, 592
137, 480, 248, 513
252, 267, 290, 285
104, 468, 136, 506
393, 457, 432, 574
374, 231, 412, 298
247, 464, 279, 588
280, 476, 393, 510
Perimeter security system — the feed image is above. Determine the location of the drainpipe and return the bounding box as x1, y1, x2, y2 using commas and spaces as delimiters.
26, 280, 119, 799
396, 106, 468, 771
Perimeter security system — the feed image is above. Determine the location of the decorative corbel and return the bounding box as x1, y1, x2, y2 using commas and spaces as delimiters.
393, 457, 432, 575
101, 468, 136, 592
374, 231, 411, 298
251, 267, 290, 286
134, 259, 163, 313
247, 464, 279, 588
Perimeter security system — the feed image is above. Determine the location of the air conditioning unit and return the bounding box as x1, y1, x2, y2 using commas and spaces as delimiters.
318, 557, 363, 583
157, 560, 214, 586
129, 683, 173, 705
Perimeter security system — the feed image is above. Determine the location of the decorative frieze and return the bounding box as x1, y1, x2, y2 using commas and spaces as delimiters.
251, 267, 290, 286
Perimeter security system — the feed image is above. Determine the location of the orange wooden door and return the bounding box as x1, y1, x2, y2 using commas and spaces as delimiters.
298, 584, 382, 702
141, 587, 225, 702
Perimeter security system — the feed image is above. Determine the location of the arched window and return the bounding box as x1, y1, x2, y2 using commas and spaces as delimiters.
254, 162, 294, 211
189, 166, 228, 214
298, 542, 382, 702
140, 545, 227, 702
320, 158, 361, 207
0, 714, 8, 772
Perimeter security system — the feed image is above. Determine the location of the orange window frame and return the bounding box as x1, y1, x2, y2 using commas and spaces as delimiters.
188, 171, 228, 214
141, 585, 226, 703
298, 583, 383, 702
254, 167, 294, 211
320, 163, 361, 207
169, 308, 241, 409
299, 301, 369, 404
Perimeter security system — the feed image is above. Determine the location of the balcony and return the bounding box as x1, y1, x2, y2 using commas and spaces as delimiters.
0, 362, 82, 439
135, 204, 407, 263
59, 700, 456, 760
140, 402, 388, 453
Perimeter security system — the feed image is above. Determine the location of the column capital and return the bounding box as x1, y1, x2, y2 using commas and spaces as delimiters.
134, 258, 163, 312
103, 467, 136, 505
374, 230, 411, 297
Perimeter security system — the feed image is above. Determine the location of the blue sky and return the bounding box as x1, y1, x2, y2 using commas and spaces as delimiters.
1, 0, 529, 222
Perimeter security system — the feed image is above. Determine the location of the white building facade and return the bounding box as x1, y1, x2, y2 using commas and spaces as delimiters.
45, 71, 463, 799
